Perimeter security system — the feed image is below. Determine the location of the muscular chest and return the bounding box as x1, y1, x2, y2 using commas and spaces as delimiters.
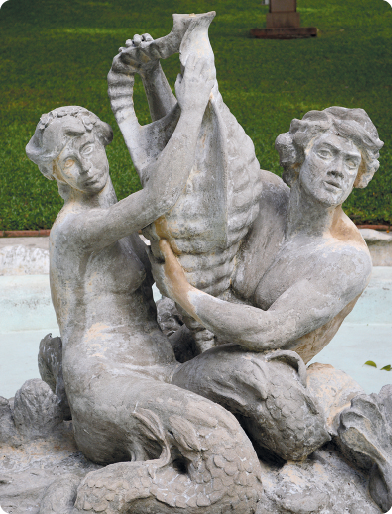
253, 240, 326, 310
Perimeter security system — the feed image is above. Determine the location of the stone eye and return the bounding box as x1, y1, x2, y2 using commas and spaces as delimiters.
317, 149, 331, 159
64, 158, 74, 168
346, 159, 357, 169
82, 144, 94, 156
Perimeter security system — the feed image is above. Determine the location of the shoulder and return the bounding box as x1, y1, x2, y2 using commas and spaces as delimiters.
331, 208, 368, 247
330, 210, 372, 288
259, 169, 290, 202
313, 237, 372, 300
50, 207, 95, 251
250, 170, 289, 234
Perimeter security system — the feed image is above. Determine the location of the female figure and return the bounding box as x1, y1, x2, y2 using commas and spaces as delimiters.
154, 107, 387, 471
26, 54, 263, 513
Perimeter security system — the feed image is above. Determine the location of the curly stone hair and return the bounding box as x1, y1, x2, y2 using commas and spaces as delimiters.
26, 106, 113, 180
275, 107, 383, 189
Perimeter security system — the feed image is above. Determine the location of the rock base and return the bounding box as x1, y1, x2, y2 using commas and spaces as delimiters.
0, 431, 381, 514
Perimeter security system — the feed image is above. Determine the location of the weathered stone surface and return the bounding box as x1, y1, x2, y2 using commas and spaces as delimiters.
0, 396, 20, 447
257, 447, 381, 513
12, 379, 62, 440
24, 13, 265, 513
16, 7, 391, 514
38, 334, 71, 420
154, 106, 383, 364
0, 431, 383, 514
173, 347, 331, 461
0, 424, 101, 514
306, 362, 364, 437
339, 385, 392, 512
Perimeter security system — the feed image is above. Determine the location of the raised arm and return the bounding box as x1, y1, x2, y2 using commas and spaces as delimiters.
154, 240, 371, 352
119, 33, 176, 122
108, 47, 181, 184
79, 55, 215, 250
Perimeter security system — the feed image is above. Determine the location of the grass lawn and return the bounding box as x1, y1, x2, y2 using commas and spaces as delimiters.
0, 0, 391, 230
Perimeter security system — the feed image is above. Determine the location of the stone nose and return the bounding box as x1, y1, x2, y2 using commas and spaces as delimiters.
80, 158, 92, 174
327, 155, 345, 180
327, 168, 344, 180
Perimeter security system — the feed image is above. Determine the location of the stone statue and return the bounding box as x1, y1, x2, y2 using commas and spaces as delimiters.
155, 105, 383, 362
21, 14, 265, 514
1, 10, 391, 514
151, 102, 392, 510
108, 11, 264, 354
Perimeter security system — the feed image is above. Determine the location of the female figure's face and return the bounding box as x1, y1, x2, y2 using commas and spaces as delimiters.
55, 131, 109, 194
299, 132, 362, 207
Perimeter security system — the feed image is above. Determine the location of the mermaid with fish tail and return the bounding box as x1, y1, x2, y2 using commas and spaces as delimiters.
25, 14, 263, 514
40, 382, 263, 513
108, 12, 267, 353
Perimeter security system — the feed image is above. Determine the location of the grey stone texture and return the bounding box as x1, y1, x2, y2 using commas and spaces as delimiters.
0, 417, 101, 514
1, 10, 390, 514
339, 385, 392, 511
0, 381, 388, 513
173, 346, 331, 461
38, 334, 71, 420
257, 447, 382, 513
22, 12, 264, 514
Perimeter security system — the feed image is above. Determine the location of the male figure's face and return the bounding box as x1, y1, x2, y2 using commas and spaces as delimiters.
299, 132, 362, 207
55, 132, 109, 194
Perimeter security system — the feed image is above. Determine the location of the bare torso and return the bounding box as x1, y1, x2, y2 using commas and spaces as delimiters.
232, 175, 372, 362
50, 205, 176, 389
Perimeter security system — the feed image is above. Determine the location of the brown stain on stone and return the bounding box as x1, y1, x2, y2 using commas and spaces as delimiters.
353, 158, 367, 188
155, 216, 181, 255
159, 240, 198, 320
330, 206, 367, 248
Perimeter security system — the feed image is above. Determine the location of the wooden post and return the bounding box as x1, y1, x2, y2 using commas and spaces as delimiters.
267, 0, 300, 29
250, 0, 317, 39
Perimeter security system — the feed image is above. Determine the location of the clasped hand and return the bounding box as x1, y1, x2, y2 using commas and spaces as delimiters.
112, 33, 215, 113
111, 33, 159, 77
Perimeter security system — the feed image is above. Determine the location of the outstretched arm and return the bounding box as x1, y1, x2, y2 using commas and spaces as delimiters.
154, 240, 371, 352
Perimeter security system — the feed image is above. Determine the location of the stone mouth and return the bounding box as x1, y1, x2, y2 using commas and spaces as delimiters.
324, 179, 341, 191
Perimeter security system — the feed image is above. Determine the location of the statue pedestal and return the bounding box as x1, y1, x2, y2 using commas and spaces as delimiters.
252, 0, 317, 39
251, 27, 317, 38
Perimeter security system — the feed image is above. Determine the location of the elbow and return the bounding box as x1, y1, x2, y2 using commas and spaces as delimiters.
142, 192, 176, 223
160, 196, 177, 213
152, 191, 178, 217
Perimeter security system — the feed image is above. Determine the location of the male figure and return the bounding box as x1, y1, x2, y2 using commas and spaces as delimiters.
153, 107, 391, 511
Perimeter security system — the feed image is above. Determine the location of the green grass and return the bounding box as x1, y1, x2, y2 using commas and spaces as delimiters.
0, 0, 391, 230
